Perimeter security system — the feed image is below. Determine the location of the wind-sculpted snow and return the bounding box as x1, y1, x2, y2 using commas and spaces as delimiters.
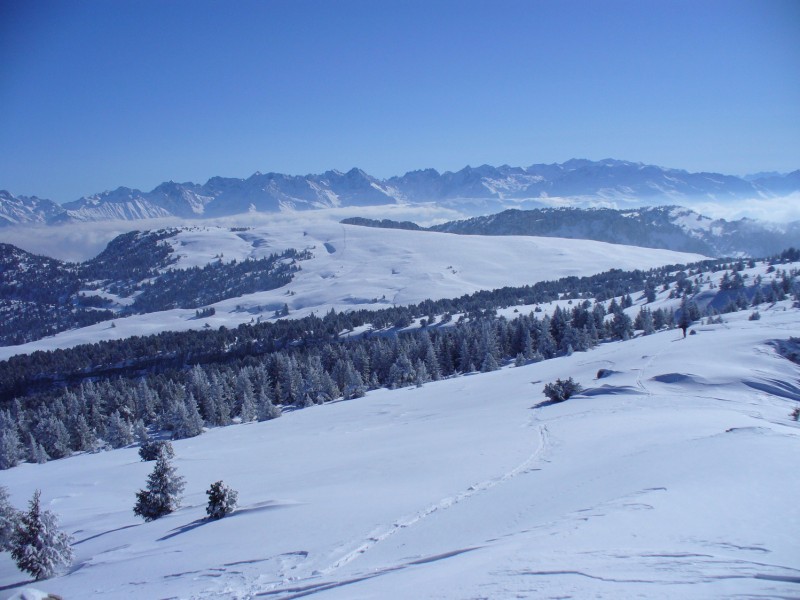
0, 300, 798, 598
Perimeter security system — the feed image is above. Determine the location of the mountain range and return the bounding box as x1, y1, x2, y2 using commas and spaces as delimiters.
2, 159, 799, 226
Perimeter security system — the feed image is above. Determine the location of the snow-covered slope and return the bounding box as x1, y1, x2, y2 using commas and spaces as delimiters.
1, 298, 797, 599
0, 220, 707, 360
62, 187, 175, 221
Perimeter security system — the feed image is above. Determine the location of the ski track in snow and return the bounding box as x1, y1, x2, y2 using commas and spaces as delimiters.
255, 424, 551, 599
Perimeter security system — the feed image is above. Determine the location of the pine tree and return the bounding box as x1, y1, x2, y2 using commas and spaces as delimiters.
388, 352, 416, 388
33, 414, 70, 460
171, 393, 204, 440
0, 412, 21, 470
341, 361, 366, 399
11, 490, 73, 580
256, 390, 281, 421
610, 310, 634, 341
0, 486, 19, 551
105, 410, 134, 449
68, 413, 96, 452
133, 454, 185, 521
27, 434, 49, 465
542, 377, 583, 403
481, 352, 499, 372
634, 307, 655, 335
205, 481, 238, 520
644, 280, 657, 303
133, 419, 149, 444
235, 370, 256, 421
138, 439, 174, 462
414, 359, 430, 386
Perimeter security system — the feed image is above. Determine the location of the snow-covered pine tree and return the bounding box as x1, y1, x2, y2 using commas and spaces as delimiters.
67, 413, 96, 452
32, 414, 70, 459
239, 386, 256, 422
0, 486, 19, 551
133, 453, 185, 521
256, 389, 281, 421
480, 352, 499, 373
105, 410, 134, 448
133, 419, 149, 444
11, 490, 73, 580
134, 380, 159, 423
205, 480, 238, 520
414, 359, 430, 386
138, 439, 174, 462
388, 351, 416, 388
0, 411, 21, 470
27, 434, 48, 465
170, 393, 204, 440
339, 360, 366, 399
235, 370, 256, 422
610, 309, 634, 341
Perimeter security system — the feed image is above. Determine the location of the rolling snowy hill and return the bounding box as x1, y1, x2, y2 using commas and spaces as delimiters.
0, 218, 707, 359
0, 289, 798, 599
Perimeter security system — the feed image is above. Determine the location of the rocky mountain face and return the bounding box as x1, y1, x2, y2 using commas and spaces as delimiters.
0, 191, 65, 226
2, 160, 798, 226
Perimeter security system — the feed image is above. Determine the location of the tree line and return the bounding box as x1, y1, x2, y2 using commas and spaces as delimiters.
0, 251, 797, 470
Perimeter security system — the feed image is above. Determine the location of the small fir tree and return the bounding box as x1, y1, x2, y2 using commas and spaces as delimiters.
133, 453, 185, 521
11, 490, 74, 580
205, 481, 238, 520
542, 377, 583, 403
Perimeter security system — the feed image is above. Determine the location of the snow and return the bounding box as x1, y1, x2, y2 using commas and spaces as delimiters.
7, 590, 54, 600
0, 299, 798, 598
0, 218, 707, 361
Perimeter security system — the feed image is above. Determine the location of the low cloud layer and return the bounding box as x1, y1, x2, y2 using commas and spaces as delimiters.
688, 194, 800, 224
1, 196, 797, 262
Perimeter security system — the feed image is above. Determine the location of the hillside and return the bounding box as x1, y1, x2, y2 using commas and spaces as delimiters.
0, 219, 707, 356
344, 206, 800, 258
0, 291, 797, 599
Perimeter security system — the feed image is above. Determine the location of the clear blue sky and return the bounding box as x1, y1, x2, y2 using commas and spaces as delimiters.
1, 0, 798, 202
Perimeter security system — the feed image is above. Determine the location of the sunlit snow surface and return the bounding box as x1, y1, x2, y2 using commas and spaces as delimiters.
0, 218, 797, 598
1, 298, 798, 598
0, 217, 706, 361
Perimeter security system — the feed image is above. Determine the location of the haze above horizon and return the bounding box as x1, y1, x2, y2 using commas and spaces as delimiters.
1, 0, 798, 203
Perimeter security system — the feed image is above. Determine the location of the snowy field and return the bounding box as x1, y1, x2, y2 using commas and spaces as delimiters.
0, 217, 706, 360
1, 299, 798, 599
